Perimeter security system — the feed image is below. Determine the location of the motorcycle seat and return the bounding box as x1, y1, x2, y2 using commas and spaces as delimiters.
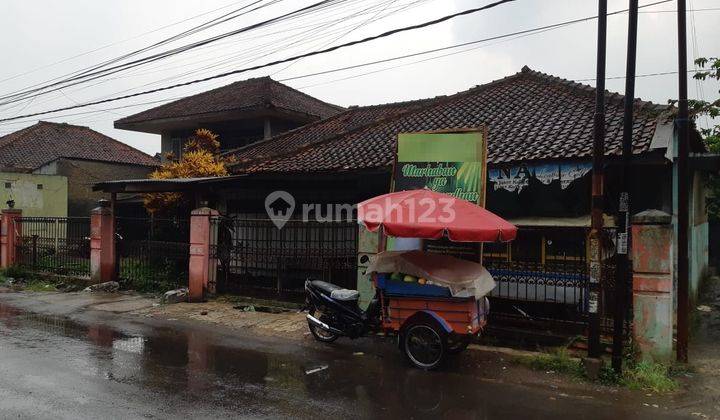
310, 280, 359, 301
330, 289, 359, 301
310, 280, 341, 295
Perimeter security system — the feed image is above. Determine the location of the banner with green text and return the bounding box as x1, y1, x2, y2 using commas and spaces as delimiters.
393, 129, 487, 205
392, 129, 487, 259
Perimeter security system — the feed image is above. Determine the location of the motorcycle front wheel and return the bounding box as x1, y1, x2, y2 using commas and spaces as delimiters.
308, 308, 339, 343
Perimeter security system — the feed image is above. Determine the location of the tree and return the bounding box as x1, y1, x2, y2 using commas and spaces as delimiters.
144, 129, 229, 214
670, 57, 720, 221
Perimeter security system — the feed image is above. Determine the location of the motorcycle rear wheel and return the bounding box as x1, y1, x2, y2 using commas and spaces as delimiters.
308, 309, 339, 343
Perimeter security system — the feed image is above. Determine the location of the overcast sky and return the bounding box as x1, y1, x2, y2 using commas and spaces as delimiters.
0, 0, 717, 155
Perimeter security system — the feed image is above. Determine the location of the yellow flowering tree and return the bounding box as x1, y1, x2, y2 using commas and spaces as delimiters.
144, 129, 229, 214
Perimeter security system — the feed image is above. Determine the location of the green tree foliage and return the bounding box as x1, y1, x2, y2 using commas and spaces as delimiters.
670, 57, 720, 221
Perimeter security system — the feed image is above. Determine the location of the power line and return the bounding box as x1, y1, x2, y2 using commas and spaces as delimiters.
573, 68, 702, 82
0, 0, 379, 113
276, 0, 671, 84
0, 0, 281, 102
0, 0, 259, 86
0, 0, 517, 123
0, 1, 406, 125
0, 0, 341, 105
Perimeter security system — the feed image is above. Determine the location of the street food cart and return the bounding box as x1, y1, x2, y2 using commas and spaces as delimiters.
360, 189, 517, 368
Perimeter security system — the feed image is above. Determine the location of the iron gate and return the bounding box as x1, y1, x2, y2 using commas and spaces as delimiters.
210, 216, 358, 300
13, 217, 91, 277
115, 217, 190, 292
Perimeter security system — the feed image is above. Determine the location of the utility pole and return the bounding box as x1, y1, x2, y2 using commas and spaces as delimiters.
676, 0, 690, 364
588, 0, 608, 359
613, 0, 639, 374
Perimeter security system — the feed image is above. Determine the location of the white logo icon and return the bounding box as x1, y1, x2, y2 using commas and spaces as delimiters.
265, 191, 295, 229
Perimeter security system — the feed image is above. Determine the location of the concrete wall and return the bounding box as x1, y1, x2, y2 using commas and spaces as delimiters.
690, 171, 710, 300
36, 158, 154, 217
0, 172, 68, 217
671, 132, 710, 304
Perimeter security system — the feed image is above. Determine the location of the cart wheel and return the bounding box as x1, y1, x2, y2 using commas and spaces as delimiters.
401, 322, 447, 370
308, 309, 339, 343
446, 334, 471, 355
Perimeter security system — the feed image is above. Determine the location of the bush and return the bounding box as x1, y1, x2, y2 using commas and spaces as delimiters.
0, 266, 32, 280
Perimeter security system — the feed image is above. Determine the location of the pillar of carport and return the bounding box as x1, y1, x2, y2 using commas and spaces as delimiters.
631, 209, 674, 361
188, 207, 218, 302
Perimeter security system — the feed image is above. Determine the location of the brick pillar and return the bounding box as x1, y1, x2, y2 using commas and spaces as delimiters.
188, 207, 218, 303
0, 208, 22, 268
631, 209, 673, 361
90, 200, 116, 283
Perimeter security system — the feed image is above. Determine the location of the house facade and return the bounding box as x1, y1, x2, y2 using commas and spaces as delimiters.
101, 67, 713, 338
0, 121, 158, 216
114, 76, 344, 161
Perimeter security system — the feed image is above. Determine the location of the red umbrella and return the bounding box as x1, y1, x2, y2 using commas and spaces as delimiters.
358, 189, 517, 242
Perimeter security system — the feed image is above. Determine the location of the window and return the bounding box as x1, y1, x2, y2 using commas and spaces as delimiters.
171, 138, 183, 161
36, 184, 43, 190
4, 182, 10, 189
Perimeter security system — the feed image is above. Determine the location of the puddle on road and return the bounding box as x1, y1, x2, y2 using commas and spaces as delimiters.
0, 302, 652, 419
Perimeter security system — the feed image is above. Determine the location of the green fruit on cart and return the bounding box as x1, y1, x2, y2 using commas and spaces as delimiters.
403, 275, 417, 283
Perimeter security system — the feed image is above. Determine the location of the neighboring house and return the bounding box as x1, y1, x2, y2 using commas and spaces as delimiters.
114, 76, 344, 160
0, 172, 68, 217
0, 121, 158, 216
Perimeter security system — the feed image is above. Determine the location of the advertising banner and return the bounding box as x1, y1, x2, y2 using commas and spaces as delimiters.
393, 130, 487, 205
392, 129, 487, 259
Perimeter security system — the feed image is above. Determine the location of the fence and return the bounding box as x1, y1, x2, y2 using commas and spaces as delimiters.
482, 227, 628, 335
210, 216, 357, 300
115, 217, 190, 291
13, 217, 91, 277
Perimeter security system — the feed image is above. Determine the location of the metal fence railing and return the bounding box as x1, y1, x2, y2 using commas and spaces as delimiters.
210, 216, 357, 299
14, 217, 91, 277
115, 217, 190, 292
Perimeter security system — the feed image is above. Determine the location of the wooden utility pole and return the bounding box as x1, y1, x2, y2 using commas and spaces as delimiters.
676, 0, 690, 363
613, 0, 639, 373
588, 0, 608, 359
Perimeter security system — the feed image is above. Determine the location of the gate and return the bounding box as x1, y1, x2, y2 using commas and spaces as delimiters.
210, 216, 357, 301
115, 217, 190, 292
13, 217, 91, 277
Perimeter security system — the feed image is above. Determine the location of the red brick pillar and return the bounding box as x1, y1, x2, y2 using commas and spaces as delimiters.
90, 200, 116, 283
631, 210, 673, 361
0, 208, 22, 268
188, 207, 218, 302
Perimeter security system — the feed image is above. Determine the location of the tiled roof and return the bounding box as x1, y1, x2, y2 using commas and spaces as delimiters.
228, 66, 670, 174
224, 97, 439, 164
0, 121, 159, 171
115, 76, 344, 126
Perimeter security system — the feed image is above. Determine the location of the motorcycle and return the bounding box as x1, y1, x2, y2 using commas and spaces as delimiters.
304, 279, 381, 342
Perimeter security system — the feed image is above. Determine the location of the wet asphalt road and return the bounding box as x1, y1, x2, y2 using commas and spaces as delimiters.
0, 301, 684, 420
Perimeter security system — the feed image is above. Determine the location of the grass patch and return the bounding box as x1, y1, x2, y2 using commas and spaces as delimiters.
119, 258, 186, 294
515, 347, 679, 393
23, 279, 60, 292
623, 361, 679, 393
514, 348, 584, 378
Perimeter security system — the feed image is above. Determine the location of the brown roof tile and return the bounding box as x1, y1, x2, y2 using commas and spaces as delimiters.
115, 77, 344, 126
0, 121, 158, 171
228, 67, 670, 174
